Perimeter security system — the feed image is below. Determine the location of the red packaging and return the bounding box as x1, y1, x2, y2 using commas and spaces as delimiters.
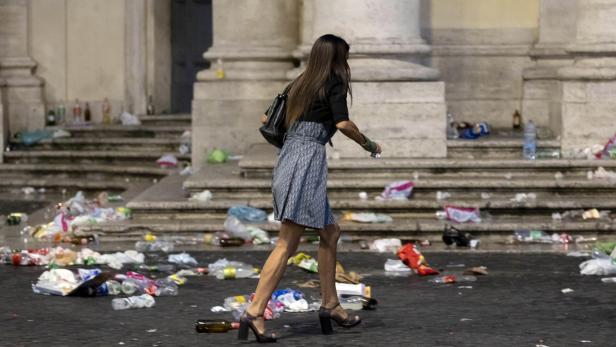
397, 243, 439, 276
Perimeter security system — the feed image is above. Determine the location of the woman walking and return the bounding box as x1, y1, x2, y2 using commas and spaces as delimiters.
239, 34, 382, 343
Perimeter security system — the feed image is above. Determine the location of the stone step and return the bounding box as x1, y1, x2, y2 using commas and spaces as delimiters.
447, 138, 561, 159
10, 137, 183, 152
50, 125, 187, 138
126, 196, 616, 219
183, 176, 616, 194
77, 216, 616, 238
138, 114, 191, 126
3, 150, 191, 166
239, 144, 616, 178
0, 177, 127, 193
0, 163, 170, 180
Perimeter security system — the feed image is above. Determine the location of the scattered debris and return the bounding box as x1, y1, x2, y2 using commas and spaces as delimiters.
369, 238, 402, 253
190, 190, 212, 202
156, 154, 178, 168
228, 205, 267, 222
343, 212, 393, 223
397, 243, 439, 276
561, 288, 574, 294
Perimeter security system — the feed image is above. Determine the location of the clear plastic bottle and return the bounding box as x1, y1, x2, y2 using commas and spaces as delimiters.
216, 265, 255, 280
446, 113, 459, 139
121, 278, 141, 295
154, 279, 179, 296
107, 280, 122, 295
112, 294, 155, 310
523, 120, 537, 160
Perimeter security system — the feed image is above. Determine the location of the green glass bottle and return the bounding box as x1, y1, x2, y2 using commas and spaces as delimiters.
195, 320, 239, 333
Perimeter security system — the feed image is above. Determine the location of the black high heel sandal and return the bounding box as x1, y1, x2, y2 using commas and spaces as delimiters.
237, 312, 277, 343
318, 303, 362, 335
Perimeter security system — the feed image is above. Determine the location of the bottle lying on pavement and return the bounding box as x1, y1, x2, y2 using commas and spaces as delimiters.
195, 320, 239, 333
111, 294, 155, 310
429, 275, 477, 284
340, 295, 378, 311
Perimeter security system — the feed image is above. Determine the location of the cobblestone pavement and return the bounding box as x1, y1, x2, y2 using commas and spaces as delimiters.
1, 251, 615, 347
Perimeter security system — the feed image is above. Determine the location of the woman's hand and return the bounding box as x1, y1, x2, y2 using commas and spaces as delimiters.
260, 114, 268, 124
336, 120, 382, 154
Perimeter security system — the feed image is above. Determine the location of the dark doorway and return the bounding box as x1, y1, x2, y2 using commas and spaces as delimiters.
171, 0, 213, 113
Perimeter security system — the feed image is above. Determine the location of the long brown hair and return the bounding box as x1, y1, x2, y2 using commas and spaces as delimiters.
286, 34, 351, 127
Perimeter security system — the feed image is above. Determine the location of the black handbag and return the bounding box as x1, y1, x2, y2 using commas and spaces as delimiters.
259, 84, 292, 148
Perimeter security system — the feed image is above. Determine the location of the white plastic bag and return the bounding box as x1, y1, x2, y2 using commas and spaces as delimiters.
120, 111, 141, 125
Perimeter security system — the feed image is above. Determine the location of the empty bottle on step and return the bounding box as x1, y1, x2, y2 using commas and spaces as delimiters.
523, 120, 537, 160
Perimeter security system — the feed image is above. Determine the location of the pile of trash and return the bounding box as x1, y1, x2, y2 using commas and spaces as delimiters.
511, 230, 597, 245
27, 191, 131, 244
552, 209, 612, 222
1, 246, 144, 269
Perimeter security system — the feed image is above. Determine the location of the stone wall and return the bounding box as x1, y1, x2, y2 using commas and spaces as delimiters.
426, 0, 539, 128
28, 0, 170, 122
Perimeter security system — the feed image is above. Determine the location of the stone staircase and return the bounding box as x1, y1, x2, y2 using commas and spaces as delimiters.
0, 114, 191, 196
78, 141, 616, 242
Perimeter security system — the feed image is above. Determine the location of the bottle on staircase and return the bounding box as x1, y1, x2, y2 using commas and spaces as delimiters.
215, 58, 225, 79
512, 110, 522, 130
84, 102, 92, 123
102, 98, 112, 125
523, 120, 537, 160
72, 99, 82, 124
56, 104, 66, 125
146, 95, 155, 115
46, 109, 57, 127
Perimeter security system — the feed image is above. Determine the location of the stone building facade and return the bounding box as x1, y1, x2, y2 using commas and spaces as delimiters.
1, 0, 615, 167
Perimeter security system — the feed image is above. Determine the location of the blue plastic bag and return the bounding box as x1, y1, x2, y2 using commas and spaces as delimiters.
228, 205, 267, 222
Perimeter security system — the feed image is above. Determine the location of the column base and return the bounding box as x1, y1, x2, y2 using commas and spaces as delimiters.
0, 57, 45, 134
191, 80, 288, 169
560, 80, 616, 157
330, 81, 446, 158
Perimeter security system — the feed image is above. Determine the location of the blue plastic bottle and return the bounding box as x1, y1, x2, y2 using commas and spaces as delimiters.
523, 120, 537, 160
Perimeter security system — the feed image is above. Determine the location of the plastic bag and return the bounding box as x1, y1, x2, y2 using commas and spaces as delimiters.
120, 111, 141, 125
156, 154, 178, 168
376, 180, 414, 200
207, 148, 229, 164
223, 215, 253, 240
168, 253, 198, 266
369, 238, 401, 253
580, 258, 616, 275
343, 212, 393, 223
444, 205, 482, 223
228, 205, 267, 222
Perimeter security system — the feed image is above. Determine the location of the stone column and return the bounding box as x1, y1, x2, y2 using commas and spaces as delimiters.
192, 0, 299, 168
309, 0, 446, 158
125, 0, 148, 115
522, 0, 577, 137
0, 0, 45, 135
558, 0, 616, 156
287, 0, 314, 79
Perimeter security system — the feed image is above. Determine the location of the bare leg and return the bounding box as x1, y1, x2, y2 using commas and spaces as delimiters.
245, 220, 304, 333
318, 223, 355, 321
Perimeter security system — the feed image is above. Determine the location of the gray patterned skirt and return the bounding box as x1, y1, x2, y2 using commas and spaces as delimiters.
272, 121, 336, 229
